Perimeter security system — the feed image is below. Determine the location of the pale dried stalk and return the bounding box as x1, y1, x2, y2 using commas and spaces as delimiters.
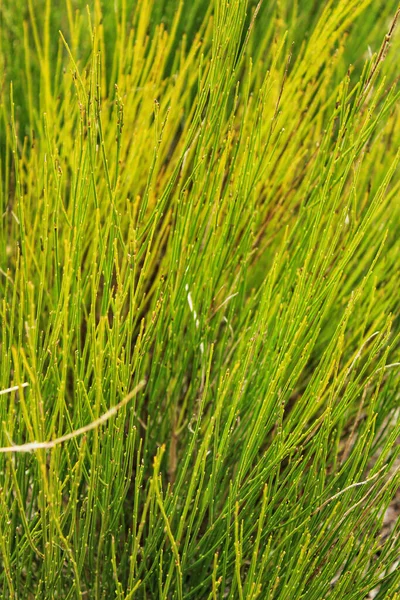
0, 381, 146, 453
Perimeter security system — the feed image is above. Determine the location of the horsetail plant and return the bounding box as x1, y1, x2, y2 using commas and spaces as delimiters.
0, 0, 400, 598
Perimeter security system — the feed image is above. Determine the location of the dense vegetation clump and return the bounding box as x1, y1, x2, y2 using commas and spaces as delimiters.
0, 0, 399, 598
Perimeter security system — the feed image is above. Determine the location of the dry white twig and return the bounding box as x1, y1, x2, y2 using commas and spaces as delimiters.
0, 381, 146, 453
313, 465, 388, 515
0, 382, 29, 396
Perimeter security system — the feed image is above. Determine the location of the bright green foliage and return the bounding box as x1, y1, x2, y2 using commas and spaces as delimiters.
0, 0, 400, 598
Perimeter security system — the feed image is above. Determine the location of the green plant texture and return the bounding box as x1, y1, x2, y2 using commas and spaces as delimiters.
0, 0, 400, 598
